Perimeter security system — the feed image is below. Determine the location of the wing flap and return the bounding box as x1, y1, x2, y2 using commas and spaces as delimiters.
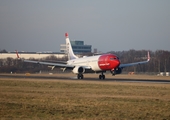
23, 59, 92, 70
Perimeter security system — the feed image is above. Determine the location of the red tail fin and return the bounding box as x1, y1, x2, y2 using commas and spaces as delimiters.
65, 33, 69, 38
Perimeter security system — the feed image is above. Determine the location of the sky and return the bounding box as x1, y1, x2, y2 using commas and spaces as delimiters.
0, 0, 170, 53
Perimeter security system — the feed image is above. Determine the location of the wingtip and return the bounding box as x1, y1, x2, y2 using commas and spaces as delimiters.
147, 51, 150, 61
15, 50, 20, 59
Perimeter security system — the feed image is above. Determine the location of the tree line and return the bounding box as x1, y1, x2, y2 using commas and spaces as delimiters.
0, 50, 170, 74
108, 49, 170, 73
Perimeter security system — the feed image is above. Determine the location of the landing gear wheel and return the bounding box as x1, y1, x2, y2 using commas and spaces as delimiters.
99, 75, 102, 79
103, 75, 105, 79
99, 75, 105, 79
77, 74, 84, 79
81, 74, 84, 79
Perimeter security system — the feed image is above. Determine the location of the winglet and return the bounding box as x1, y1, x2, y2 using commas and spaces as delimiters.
65, 33, 68, 38
147, 51, 150, 61
15, 50, 20, 59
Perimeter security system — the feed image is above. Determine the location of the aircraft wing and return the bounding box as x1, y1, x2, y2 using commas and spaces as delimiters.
119, 51, 150, 68
23, 59, 91, 69
15, 50, 74, 69
40, 60, 67, 64
23, 59, 74, 68
119, 60, 149, 68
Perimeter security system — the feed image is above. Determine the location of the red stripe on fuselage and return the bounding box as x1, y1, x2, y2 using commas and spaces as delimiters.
98, 54, 120, 71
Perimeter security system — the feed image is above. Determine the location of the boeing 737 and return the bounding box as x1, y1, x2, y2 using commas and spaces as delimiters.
16, 33, 150, 79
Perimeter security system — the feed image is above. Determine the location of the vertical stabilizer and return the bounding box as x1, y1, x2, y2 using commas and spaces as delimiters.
65, 33, 78, 60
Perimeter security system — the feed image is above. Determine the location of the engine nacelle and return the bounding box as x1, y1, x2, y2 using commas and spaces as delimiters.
83, 56, 87, 58
72, 66, 85, 74
115, 67, 122, 74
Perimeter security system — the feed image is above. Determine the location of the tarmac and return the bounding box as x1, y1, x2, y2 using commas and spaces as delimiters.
1, 73, 170, 84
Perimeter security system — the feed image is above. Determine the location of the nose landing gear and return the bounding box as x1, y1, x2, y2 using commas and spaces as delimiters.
110, 70, 116, 76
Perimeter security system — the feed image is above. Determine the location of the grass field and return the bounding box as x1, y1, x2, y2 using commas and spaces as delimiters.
0, 76, 170, 119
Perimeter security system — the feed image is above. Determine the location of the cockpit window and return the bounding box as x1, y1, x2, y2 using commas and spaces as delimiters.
110, 57, 117, 60
110, 57, 119, 60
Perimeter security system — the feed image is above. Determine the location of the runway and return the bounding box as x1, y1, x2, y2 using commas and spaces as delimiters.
1, 74, 170, 84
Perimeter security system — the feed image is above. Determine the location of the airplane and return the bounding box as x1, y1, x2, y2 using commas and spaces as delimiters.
16, 33, 150, 79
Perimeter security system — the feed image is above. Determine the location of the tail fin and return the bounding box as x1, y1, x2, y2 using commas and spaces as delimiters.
65, 33, 78, 60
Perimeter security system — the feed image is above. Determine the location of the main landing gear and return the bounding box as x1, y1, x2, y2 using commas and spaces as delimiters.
77, 73, 106, 80
99, 73, 105, 79
77, 74, 84, 79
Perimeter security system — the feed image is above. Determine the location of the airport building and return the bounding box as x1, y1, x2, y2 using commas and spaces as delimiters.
0, 40, 92, 59
60, 40, 92, 54
0, 52, 66, 59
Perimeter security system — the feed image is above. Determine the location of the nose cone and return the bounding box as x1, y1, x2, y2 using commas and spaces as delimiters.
115, 59, 120, 68
110, 59, 120, 69
98, 54, 120, 71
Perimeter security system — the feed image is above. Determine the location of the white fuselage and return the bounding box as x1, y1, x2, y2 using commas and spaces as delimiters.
67, 55, 101, 71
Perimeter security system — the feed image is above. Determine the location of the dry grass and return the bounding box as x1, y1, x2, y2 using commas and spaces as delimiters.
0, 77, 170, 120
2, 73, 170, 80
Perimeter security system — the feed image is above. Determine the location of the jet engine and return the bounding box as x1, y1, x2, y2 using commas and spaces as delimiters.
115, 67, 122, 74
72, 66, 85, 74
